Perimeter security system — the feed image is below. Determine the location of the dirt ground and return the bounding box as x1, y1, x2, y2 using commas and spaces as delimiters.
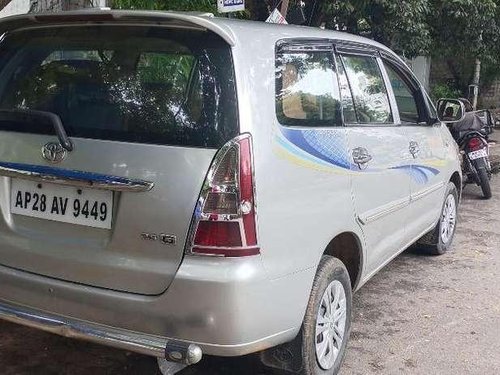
1, 139, 499, 375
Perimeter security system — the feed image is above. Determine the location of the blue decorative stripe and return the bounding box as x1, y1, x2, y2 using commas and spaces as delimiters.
277, 127, 442, 185
280, 127, 351, 169
390, 165, 440, 184
276, 135, 335, 168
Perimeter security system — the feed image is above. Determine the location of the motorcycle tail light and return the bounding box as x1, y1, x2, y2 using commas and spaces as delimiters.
468, 137, 483, 151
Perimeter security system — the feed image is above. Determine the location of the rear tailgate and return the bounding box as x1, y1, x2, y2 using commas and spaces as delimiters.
0, 22, 238, 295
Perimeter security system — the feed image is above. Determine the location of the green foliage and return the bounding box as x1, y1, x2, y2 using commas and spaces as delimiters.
137, 53, 194, 92
430, 0, 499, 60
430, 83, 461, 101
316, 0, 432, 58
111, 0, 500, 86
112, 0, 256, 19
112, 0, 216, 12
429, 0, 500, 91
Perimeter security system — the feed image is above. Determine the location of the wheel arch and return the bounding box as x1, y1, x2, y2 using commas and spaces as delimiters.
322, 232, 364, 291
450, 171, 462, 201
260, 231, 363, 373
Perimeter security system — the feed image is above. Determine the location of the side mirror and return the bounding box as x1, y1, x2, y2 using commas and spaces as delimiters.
436, 98, 466, 123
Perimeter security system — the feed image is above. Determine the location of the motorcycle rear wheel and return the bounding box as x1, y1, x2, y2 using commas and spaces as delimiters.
478, 168, 492, 199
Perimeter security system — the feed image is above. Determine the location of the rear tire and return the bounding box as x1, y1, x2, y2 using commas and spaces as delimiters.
300, 256, 352, 375
478, 168, 492, 199
417, 182, 458, 255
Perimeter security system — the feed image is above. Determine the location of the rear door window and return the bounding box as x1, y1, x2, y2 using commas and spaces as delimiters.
384, 62, 421, 124
0, 26, 238, 148
276, 46, 341, 126
339, 54, 393, 124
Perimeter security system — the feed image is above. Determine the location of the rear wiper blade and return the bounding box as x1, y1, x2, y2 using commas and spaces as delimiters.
0, 109, 73, 151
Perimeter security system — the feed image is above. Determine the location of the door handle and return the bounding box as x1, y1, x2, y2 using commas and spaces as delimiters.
352, 147, 372, 169
409, 141, 420, 158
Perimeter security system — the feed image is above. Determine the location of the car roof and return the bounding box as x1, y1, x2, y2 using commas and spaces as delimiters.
0, 9, 395, 55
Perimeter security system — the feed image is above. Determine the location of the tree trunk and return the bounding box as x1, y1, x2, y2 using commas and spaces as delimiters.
445, 59, 467, 94
280, 0, 289, 19
30, 0, 107, 12
471, 58, 481, 110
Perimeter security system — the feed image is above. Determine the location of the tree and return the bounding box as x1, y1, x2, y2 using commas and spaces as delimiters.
429, 0, 500, 107
6, 0, 500, 107
112, 0, 216, 12
307, 0, 500, 105
308, 0, 432, 58
111, 0, 280, 20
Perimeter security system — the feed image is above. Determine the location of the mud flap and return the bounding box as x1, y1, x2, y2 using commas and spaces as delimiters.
157, 358, 187, 375
260, 332, 304, 373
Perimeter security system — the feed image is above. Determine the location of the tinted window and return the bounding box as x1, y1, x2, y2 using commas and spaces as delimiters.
385, 63, 420, 123
341, 55, 392, 124
276, 50, 341, 126
0, 27, 238, 148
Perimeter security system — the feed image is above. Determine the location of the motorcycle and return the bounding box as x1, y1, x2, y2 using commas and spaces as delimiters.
437, 98, 493, 199
475, 109, 495, 138
457, 129, 492, 199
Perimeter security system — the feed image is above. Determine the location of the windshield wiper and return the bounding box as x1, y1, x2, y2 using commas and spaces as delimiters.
0, 109, 73, 151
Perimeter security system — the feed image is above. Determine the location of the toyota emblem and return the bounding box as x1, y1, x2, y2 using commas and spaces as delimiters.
42, 142, 67, 164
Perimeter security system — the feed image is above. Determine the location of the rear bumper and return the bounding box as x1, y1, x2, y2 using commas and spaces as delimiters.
0, 298, 296, 359
0, 300, 168, 358
0, 256, 314, 357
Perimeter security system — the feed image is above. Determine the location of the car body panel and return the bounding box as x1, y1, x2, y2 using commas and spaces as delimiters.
404, 123, 452, 238
345, 126, 412, 274
0, 256, 314, 356
0, 132, 215, 295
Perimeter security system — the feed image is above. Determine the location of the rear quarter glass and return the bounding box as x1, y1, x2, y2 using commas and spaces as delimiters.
0, 26, 239, 148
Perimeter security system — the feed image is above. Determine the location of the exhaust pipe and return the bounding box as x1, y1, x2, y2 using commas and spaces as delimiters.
165, 340, 202, 365
159, 342, 202, 375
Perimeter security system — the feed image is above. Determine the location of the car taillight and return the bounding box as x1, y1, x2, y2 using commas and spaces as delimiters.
188, 134, 259, 257
468, 137, 483, 151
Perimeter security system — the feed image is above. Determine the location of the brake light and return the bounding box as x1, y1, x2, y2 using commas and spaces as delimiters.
468, 137, 483, 151
189, 134, 259, 257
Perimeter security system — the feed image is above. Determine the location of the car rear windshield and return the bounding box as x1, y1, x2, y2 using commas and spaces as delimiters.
0, 26, 239, 148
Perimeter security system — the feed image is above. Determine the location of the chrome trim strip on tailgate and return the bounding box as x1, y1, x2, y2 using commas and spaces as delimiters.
0, 299, 166, 358
0, 162, 154, 192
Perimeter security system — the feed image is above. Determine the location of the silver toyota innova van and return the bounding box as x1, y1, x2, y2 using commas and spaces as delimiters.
0, 10, 462, 375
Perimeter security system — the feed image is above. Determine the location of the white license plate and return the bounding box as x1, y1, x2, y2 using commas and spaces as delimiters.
468, 149, 488, 160
10, 179, 113, 229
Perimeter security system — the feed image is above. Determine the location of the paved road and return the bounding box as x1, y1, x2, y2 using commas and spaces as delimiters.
1, 143, 499, 375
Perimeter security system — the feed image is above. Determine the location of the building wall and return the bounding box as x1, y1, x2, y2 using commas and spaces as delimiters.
408, 56, 431, 92
430, 58, 500, 109
481, 80, 500, 109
